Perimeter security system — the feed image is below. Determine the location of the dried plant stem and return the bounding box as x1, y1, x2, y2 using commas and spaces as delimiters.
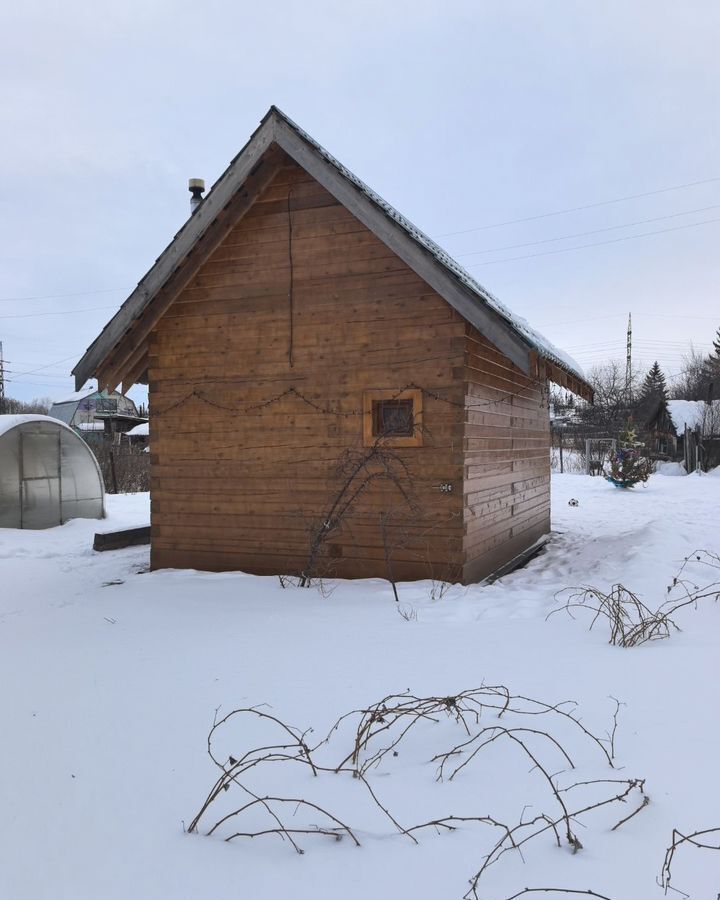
549, 551, 720, 647
659, 826, 720, 894
187, 688, 646, 894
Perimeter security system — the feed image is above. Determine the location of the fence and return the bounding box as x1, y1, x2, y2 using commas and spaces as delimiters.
684, 427, 720, 474
551, 424, 619, 475
90, 442, 150, 493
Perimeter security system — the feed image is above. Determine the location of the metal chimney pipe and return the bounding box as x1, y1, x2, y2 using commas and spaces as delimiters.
188, 178, 205, 213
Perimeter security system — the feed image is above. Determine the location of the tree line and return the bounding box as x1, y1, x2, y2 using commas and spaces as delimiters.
0, 396, 52, 416
552, 325, 720, 436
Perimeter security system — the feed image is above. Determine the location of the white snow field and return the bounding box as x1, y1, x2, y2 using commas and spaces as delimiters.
1, 472, 719, 900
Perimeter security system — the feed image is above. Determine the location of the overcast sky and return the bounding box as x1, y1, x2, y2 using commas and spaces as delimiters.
2, 0, 718, 405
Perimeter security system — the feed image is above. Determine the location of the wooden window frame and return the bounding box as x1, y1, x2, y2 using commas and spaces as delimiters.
363, 389, 423, 447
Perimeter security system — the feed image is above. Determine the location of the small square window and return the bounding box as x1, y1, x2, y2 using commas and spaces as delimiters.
363, 389, 423, 447
372, 399, 414, 437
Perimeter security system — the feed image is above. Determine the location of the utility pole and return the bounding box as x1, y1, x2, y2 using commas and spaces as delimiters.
625, 313, 633, 403
0, 341, 5, 414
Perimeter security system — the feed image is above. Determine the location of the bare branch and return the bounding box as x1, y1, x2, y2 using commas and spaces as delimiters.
659, 826, 720, 894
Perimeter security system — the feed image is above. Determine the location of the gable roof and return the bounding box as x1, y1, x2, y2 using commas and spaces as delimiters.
73, 106, 592, 400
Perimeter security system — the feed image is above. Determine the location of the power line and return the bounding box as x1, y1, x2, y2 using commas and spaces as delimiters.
455, 204, 720, 258
0, 288, 126, 304
7, 370, 73, 379
1, 200, 718, 314
466, 216, 720, 267
5, 379, 74, 390
527, 346, 700, 356
565, 338, 706, 349
573, 346, 704, 355
538, 313, 719, 327
0, 304, 118, 321
437, 175, 720, 238
576, 341, 697, 348
5, 353, 81, 377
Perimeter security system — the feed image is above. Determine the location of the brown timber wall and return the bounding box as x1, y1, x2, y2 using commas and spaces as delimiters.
148, 157, 467, 581
461, 325, 551, 583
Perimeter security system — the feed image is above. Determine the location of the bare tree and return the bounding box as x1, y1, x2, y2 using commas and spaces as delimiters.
672, 346, 715, 400
580, 362, 637, 432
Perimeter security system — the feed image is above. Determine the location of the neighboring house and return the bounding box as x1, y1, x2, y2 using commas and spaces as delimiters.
49, 388, 146, 443
642, 398, 678, 458
644, 398, 720, 469
666, 399, 720, 438
73, 106, 592, 583
123, 421, 150, 450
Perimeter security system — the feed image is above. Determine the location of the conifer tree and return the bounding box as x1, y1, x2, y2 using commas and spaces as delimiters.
639, 361, 668, 403
710, 326, 720, 373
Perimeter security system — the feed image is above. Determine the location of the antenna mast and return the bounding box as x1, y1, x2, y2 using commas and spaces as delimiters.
0, 341, 5, 414
625, 313, 633, 402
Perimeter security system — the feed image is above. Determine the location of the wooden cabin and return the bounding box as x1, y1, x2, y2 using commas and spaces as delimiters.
74, 107, 592, 584
642, 398, 679, 459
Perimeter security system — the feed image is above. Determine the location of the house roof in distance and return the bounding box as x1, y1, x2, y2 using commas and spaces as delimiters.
667, 399, 720, 435
52, 387, 98, 406
73, 106, 592, 400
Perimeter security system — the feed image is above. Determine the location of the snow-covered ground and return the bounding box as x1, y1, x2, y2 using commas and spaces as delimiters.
1, 473, 719, 900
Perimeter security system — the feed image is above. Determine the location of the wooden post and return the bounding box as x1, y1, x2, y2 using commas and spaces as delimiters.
559, 427, 564, 474
109, 450, 118, 494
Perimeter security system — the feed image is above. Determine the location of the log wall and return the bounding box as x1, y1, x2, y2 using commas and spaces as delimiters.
461, 326, 551, 583
148, 158, 467, 581
147, 156, 552, 584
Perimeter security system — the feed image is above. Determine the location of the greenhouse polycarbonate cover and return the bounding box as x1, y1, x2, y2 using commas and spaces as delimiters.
0, 415, 104, 529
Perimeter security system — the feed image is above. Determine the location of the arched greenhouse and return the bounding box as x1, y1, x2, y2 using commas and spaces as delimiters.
0, 415, 105, 529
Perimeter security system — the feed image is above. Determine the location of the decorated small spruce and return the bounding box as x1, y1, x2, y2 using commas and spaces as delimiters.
606, 422, 651, 489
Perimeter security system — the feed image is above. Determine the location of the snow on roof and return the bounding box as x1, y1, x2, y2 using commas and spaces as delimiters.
279, 108, 586, 382
77, 422, 105, 431
52, 387, 98, 405
126, 422, 149, 436
0, 414, 76, 439
667, 399, 720, 435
